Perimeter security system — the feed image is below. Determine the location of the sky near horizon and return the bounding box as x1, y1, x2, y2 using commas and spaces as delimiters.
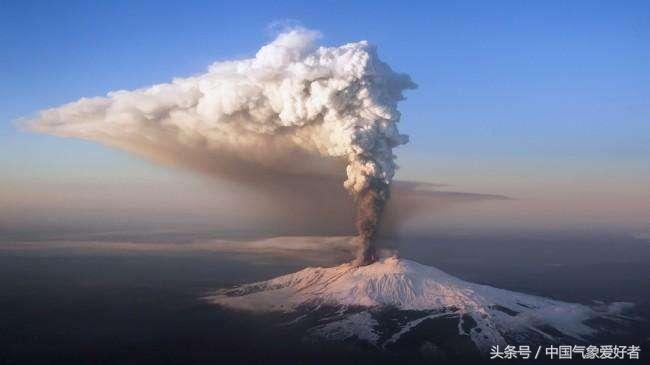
1, 1, 649, 234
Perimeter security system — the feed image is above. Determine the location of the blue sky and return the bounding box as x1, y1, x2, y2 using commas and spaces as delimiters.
1, 0, 649, 230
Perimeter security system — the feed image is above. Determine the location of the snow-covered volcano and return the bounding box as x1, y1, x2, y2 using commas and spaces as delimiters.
208, 257, 632, 350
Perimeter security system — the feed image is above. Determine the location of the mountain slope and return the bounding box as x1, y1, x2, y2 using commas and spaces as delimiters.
208, 257, 632, 349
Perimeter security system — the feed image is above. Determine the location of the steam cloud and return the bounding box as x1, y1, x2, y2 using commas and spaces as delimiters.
25, 28, 416, 265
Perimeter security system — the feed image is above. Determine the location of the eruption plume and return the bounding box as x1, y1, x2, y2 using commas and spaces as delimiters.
24, 28, 416, 265
353, 178, 389, 265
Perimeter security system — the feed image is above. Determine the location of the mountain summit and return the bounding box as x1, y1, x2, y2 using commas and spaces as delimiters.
209, 257, 632, 350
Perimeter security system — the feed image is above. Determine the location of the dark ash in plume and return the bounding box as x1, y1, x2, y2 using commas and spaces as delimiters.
353, 178, 390, 266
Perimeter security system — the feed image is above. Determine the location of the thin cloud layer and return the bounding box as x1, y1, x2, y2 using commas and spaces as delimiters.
0, 236, 356, 265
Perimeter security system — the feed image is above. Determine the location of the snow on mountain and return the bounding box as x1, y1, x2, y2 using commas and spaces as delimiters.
207, 257, 633, 349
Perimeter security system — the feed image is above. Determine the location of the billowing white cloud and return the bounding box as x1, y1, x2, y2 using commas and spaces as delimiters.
25, 28, 415, 196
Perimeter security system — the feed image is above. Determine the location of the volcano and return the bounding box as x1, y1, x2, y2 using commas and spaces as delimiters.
208, 257, 633, 351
